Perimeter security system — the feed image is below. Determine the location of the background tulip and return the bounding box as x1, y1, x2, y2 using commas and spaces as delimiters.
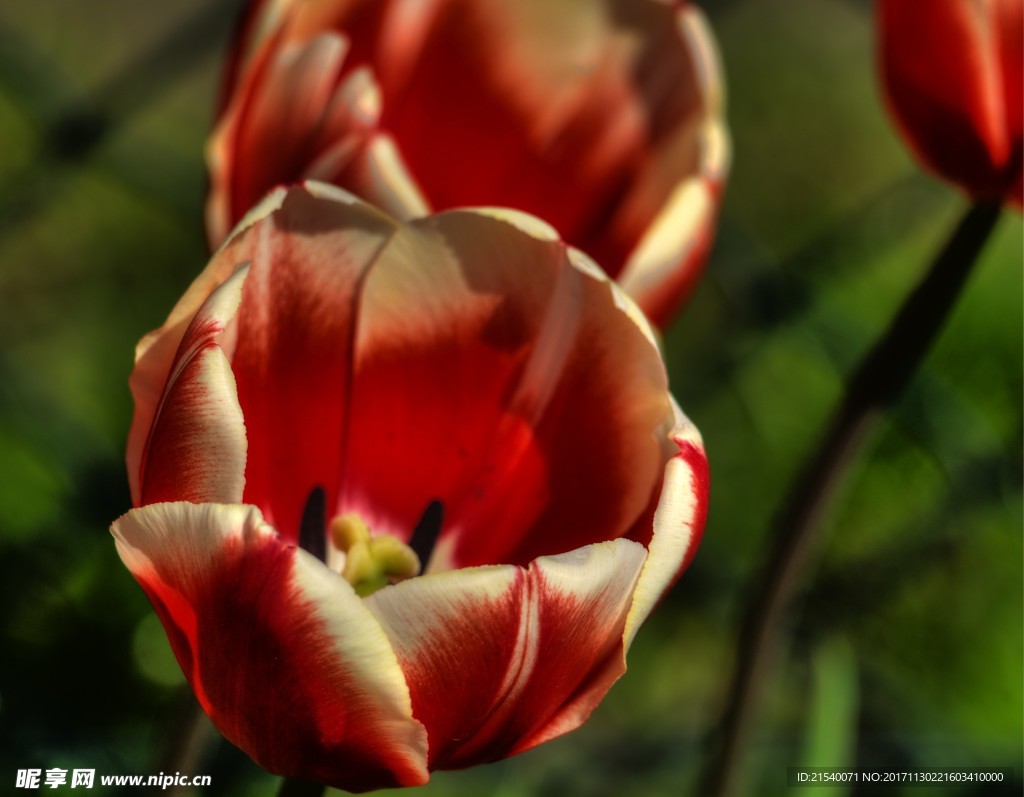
878, 0, 1023, 204
207, 0, 730, 327
112, 183, 708, 791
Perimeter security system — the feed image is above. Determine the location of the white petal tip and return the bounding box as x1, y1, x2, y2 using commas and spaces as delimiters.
469, 208, 562, 243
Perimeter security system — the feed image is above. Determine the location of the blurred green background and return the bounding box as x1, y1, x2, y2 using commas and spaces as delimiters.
0, 0, 1020, 795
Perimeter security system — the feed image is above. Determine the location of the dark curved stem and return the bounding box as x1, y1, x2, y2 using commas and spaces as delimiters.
702, 200, 1002, 797
276, 778, 328, 797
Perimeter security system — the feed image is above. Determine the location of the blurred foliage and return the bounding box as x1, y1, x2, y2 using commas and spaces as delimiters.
0, 1, 1020, 796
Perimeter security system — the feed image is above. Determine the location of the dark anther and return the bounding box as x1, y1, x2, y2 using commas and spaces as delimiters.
299, 486, 327, 563
408, 500, 444, 570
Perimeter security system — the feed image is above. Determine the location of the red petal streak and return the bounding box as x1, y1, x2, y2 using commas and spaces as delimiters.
230, 187, 396, 541
341, 210, 669, 567
304, 67, 383, 181
231, 34, 350, 230
879, 0, 1024, 199
340, 212, 561, 543
210, 0, 730, 320
624, 403, 708, 648
513, 403, 709, 755
377, 0, 646, 276
321, 133, 432, 222
111, 502, 428, 792
139, 269, 247, 505
365, 538, 647, 769
615, 177, 717, 329
130, 189, 292, 503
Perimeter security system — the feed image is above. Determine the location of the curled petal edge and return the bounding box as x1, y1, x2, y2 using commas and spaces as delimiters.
111, 501, 430, 791
127, 181, 393, 505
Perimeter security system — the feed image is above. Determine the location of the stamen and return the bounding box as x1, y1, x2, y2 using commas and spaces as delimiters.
298, 486, 327, 563
408, 500, 444, 571
330, 513, 422, 596
332, 513, 371, 551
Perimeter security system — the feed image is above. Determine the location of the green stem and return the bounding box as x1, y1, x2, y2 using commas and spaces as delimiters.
701, 200, 1002, 797
276, 777, 328, 797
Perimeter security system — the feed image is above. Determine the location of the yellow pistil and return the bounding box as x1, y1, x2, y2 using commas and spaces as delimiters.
330, 514, 421, 596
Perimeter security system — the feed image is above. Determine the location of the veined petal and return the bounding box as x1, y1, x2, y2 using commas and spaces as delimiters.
364, 538, 647, 769
111, 502, 428, 791
615, 174, 717, 328
128, 187, 290, 504
598, 3, 729, 324
624, 399, 708, 648
211, 0, 730, 325
318, 133, 432, 222
498, 398, 708, 753
995, 0, 1023, 156
229, 186, 397, 541
303, 66, 383, 180
879, 0, 1024, 200
375, 0, 647, 267
339, 207, 670, 568
231, 34, 351, 232
138, 268, 248, 505
375, 0, 728, 297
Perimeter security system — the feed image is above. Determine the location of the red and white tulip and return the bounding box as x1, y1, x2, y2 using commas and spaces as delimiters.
207, 0, 730, 327
113, 183, 708, 791
878, 0, 1023, 205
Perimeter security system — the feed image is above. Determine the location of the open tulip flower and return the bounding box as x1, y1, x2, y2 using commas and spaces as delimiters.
112, 183, 708, 791
878, 0, 1023, 205
207, 0, 730, 328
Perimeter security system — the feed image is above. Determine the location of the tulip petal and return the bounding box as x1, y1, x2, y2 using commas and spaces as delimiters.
514, 399, 708, 754
111, 502, 428, 791
624, 399, 709, 647
616, 177, 716, 328
364, 537, 647, 769
339, 208, 670, 568
211, 0, 730, 326
138, 268, 248, 505
303, 66, 383, 180
128, 187, 292, 504
376, 0, 646, 266
602, 4, 730, 324
327, 133, 432, 221
995, 0, 1023, 205
132, 185, 399, 524
208, 21, 391, 247
232, 33, 349, 222
879, 0, 1024, 200
372, 0, 729, 303
228, 186, 397, 541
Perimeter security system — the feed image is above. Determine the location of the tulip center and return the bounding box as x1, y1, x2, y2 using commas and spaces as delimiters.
299, 488, 446, 594
331, 514, 420, 596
